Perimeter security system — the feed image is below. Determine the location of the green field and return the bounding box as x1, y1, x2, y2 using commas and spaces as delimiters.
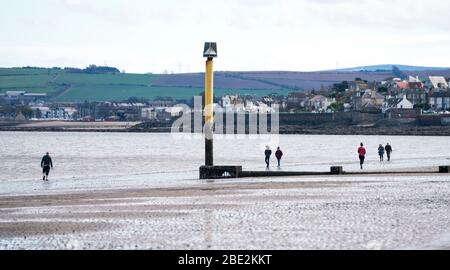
55, 85, 204, 102
54, 73, 156, 86
0, 67, 291, 102
0, 74, 55, 89
0, 67, 59, 76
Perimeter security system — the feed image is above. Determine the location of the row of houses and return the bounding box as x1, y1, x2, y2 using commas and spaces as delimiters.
380, 75, 449, 90
24, 101, 185, 121
76, 101, 185, 121
29, 105, 78, 120
281, 75, 450, 118
286, 93, 336, 112
354, 75, 450, 112
220, 95, 281, 113
351, 88, 450, 112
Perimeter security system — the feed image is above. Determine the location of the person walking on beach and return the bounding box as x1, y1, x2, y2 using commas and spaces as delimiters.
41, 152, 53, 181
264, 146, 272, 168
357, 143, 366, 169
275, 147, 283, 167
385, 143, 393, 161
378, 144, 385, 161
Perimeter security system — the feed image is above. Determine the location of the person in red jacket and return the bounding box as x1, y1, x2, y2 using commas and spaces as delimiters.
357, 143, 366, 169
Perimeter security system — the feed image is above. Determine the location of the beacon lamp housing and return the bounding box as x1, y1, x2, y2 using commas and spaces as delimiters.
203, 42, 218, 58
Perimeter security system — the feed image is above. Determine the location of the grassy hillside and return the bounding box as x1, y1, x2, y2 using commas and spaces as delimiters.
0, 74, 53, 88
0, 68, 60, 94
0, 67, 291, 102
55, 85, 202, 102
54, 73, 156, 86
6, 65, 441, 102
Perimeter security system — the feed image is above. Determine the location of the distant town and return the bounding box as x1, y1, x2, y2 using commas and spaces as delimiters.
1, 65, 450, 132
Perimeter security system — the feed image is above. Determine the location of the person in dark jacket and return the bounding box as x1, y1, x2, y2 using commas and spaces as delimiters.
275, 147, 283, 167
385, 143, 393, 161
378, 144, 385, 161
264, 146, 272, 168
41, 152, 53, 181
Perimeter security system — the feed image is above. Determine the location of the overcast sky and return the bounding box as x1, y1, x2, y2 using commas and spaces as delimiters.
1, 0, 449, 73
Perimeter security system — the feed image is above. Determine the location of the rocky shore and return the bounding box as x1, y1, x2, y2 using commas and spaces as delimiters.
277, 125, 450, 136
1, 121, 450, 136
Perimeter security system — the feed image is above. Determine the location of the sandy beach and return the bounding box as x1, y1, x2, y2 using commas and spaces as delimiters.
1, 173, 450, 250
2, 132, 450, 250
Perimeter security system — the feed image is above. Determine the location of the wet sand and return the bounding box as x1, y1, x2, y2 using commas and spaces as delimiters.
1, 174, 450, 250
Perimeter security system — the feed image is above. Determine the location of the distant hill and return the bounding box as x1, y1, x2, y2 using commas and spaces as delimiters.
334, 64, 450, 72
1, 66, 450, 102
0, 67, 296, 102
153, 71, 393, 92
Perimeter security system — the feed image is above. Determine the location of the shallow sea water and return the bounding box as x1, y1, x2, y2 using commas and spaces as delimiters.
1, 131, 449, 185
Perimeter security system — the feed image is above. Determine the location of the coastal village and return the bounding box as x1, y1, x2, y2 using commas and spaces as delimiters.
1, 72, 450, 127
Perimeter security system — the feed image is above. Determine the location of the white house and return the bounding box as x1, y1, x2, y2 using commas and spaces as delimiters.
220, 95, 246, 112
221, 95, 232, 111
5, 91, 26, 97
43, 107, 77, 120
383, 95, 414, 113
141, 108, 157, 120
306, 95, 335, 112
429, 76, 449, 89
165, 106, 184, 117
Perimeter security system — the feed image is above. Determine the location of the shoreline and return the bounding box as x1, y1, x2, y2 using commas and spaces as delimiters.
1, 125, 450, 136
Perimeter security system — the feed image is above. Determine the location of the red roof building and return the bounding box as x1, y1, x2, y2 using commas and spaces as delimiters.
395, 81, 409, 89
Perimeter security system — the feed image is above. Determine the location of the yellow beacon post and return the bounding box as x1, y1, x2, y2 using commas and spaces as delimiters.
203, 42, 217, 166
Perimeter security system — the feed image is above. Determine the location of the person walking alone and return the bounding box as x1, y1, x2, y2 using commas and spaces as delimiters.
41, 152, 53, 181
275, 147, 283, 167
385, 143, 393, 161
378, 144, 385, 161
264, 146, 272, 168
357, 143, 366, 169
